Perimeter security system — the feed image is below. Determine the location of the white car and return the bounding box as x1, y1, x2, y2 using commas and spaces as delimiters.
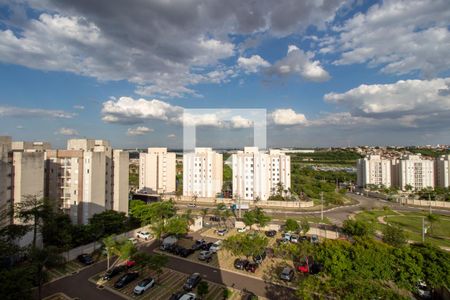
209, 240, 222, 252
133, 277, 155, 295
179, 292, 197, 300
237, 227, 247, 233
290, 234, 299, 243
282, 232, 292, 242
128, 237, 138, 245
137, 231, 152, 240
187, 203, 196, 207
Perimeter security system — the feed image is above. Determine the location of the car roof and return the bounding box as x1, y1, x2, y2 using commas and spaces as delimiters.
282, 267, 293, 273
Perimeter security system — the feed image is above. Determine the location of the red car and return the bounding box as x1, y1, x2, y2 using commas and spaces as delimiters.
296, 256, 314, 274
126, 260, 136, 268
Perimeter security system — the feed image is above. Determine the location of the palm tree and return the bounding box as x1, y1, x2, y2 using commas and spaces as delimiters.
103, 235, 137, 270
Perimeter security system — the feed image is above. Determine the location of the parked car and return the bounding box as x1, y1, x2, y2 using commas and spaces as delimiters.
234, 258, 249, 270
280, 267, 294, 281
136, 231, 152, 240
209, 240, 222, 252
216, 228, 228, 236
180, 248, 195, 258
179, 292, 197, 300
201, 242, 214, 251
171, 245, 185, 256
198, 250, 213, 261
290, 234, 299, 243
128, 237, 138, 245
183, 273, 201, 291
187, 203, 196, 208
169, 292, 185, 300
282, 232, 292, 242
77, 254, 94, 265
310, 234, 319, 244
253, 251, 266, 264
244, 262, 258, 273
296, 256, 314, 274
265, 230, 276, 237
103, 265, 127, 281
191, 239, 206, 250
299, 236, 310, 242
237, 227, 247, 233
114, 271, 139, 289
209, 216, 220, 222
126, 260, 136, 268
133, 277, 155, 295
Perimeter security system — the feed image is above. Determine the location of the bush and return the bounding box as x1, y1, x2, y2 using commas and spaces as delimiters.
342, 219, 374, 237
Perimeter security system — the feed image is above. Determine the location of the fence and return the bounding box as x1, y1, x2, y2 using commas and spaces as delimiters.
401, 199, 450, 208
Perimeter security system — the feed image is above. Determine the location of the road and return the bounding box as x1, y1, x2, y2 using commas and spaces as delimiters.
40, 240, 297, 300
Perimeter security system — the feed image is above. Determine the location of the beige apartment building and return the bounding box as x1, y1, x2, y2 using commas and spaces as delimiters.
45, 139, 129, 224
232, 147, 291, 200
436, 155, 450, 188
398, 154, 435, 190
0, 136, 12, 227
356, 155, 392, 187
183, 148, 223, 198
139, 147, 176, 194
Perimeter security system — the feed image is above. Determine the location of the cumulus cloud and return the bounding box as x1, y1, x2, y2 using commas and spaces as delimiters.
73, 105, 84, 110
269, 45, 330, 81
127, 126, 153, 136
0, 0, 344, 98
167, 134, 176, 138
328, 0, 450, 77
324, 77, 450, 117
0, 105, 74, 119
56, 127, 79, 136
231, 115, 253, 128
271, 108, 308, 125
238, 55, 270, 73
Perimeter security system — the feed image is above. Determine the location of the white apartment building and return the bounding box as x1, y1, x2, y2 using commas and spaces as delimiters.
398, 154, 435, 190
232, 147, 291, 200
183, 148, 223, 198
436, 155, 450, 188
0, 136, 12, 227
139, 147, 176, 194
45, 139, 129, 224
356, 155, 392, 187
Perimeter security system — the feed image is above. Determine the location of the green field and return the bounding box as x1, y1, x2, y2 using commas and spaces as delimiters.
355, 210, 450, 248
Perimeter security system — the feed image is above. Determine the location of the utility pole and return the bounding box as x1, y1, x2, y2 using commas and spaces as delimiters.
238, 195, 242, 219
428, 193, 432, 215
320, 192, 324, 222
422, 216, 425, 243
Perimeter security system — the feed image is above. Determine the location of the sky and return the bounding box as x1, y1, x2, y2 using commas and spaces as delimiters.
0, 0, 449, 149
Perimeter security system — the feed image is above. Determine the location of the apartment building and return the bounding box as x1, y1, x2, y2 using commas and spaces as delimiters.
398, 155, 435, 190
45, 139, 129, 224
139, 147, 176, 194
183, 148, 222, 198
356, 155, 392, 187
436, 155, 450, 188
0, 136, 12, 227
232, 147, 291, 200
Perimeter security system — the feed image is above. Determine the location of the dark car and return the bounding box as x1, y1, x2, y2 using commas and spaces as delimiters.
191, 239, 206, 250
244, 262, 258, 273
114, 271, 139, 289
243, 291, 258, 300
170, 245, 185, 255
169, 292, 185, 300
201, 242, 214, 251
103, 265, 127, 281
265, 230, 276, 237
253, 251, 267, 264
77, 254, 94, 265
280, 267, 294, 282
183, 273, 201, 291
209, 216, 220, 222
299, 236, 310, 242
234, 258, 249, 270
180, 248, 195, 257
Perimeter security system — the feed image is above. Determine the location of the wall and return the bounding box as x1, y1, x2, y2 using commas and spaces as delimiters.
168, 196, 314, 208
402, 199, 450, 208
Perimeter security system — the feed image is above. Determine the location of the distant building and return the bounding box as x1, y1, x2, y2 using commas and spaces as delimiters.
183, 148, 222, 198
0, 136, 12, 227
398, 155, 434, 190
436, 154, 450, 188
356, 155, 392, 188
232, 147, 291, 200
45, 139, 129, 224
139, 147, 176, 194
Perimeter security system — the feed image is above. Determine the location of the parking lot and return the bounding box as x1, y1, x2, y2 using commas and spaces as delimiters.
47, 259, 93, 282
91, 267, 246, 300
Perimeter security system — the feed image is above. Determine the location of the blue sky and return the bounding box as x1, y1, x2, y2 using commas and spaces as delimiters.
0, 0, 449, 149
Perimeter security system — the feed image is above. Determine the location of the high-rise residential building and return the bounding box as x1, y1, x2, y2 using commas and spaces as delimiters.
183, 148, 223, 198
436, 155, 450, 188
356, 155, 392, 187
232, 147, 291, 200
45, 139, 129, 224
398, 154, 435, 190
139, 147, 176, 194
0, 136, 12, 227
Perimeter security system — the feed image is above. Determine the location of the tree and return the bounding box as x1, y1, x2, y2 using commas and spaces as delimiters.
133, 252, 153, 272
197, 281, 209, 299
201, 208, 209, 220
426, 213, 440, 235
412, 243, 450, 289
223, 233, 268, 258
300, 219, 310, 235
89, 210, 128, 236
30, 246, 64, 299
0, 266, 33, 300
242, 210, 256, 229
382, 224, 407, 247
284, 219, 300, 232
342, 219, 374, 237
103, 235, 137, 270
253, 207, 271, 229
165, 216, 189, 236
130, 200, 176, 225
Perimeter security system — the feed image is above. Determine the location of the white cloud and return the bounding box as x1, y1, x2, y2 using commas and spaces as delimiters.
238, 55, 270, 73
329, 0, 450, 77
127, 126, 153, 136
0, 105, 74, 119
167, 134, 176, 138
269, 45, 330, 81
56, 127, 79, 136
324, 77, 450, 116
271, 108, 307, 125
231, 115, 253, 128
73, 105, 85, 110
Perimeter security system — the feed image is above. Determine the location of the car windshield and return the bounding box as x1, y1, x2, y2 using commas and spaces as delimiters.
139, 279, 150, 286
